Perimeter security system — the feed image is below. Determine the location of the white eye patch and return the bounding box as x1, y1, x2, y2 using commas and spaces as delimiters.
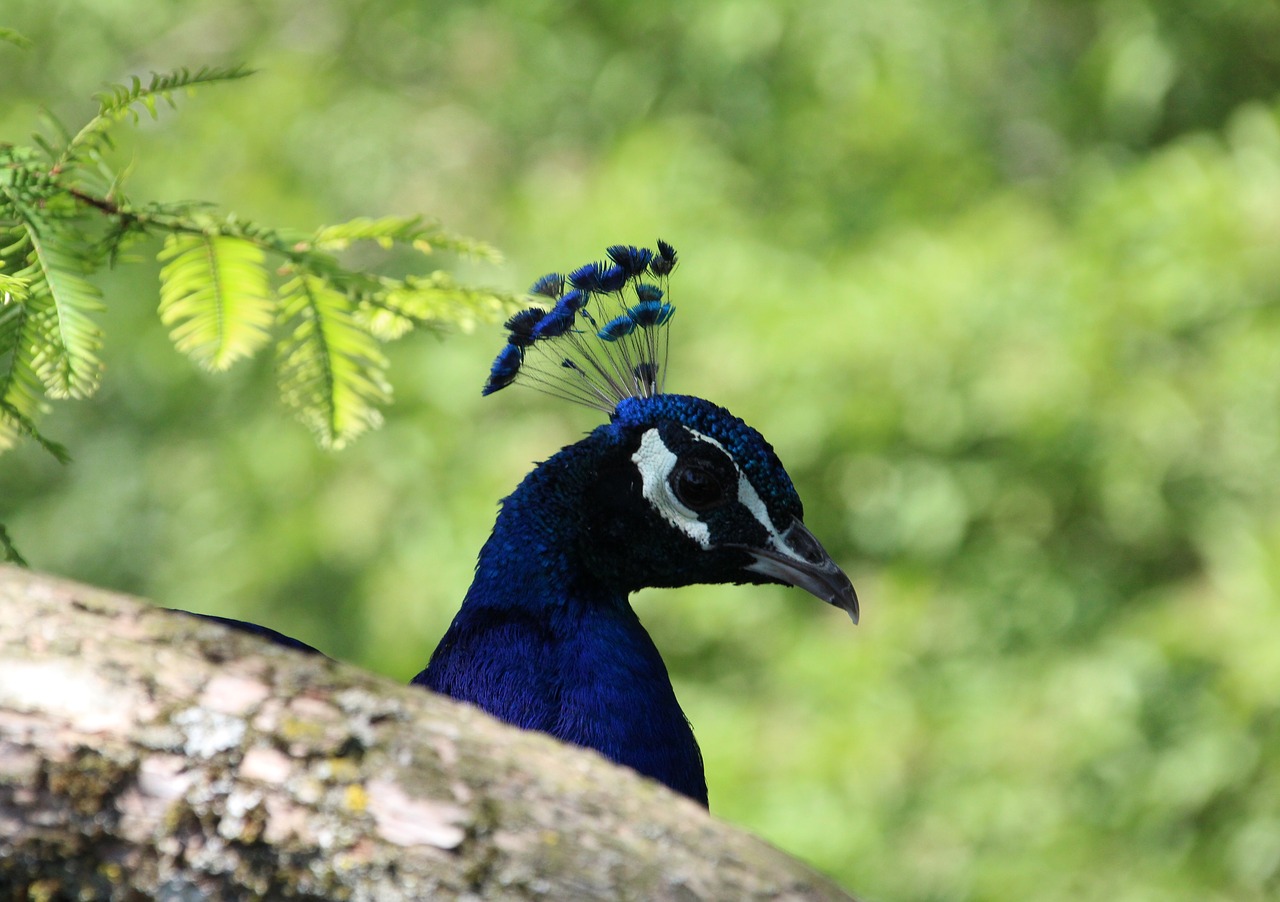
684, 429, 812, 568
632, 425, 811, 564
632, 428, 711, 549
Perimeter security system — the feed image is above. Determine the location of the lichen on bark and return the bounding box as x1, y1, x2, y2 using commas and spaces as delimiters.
0, 565, 857, 901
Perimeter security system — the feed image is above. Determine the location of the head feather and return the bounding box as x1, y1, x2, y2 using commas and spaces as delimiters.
481, 241, 680, 411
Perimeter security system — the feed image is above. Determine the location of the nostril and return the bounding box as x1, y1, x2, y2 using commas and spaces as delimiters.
785, 521, 825, 564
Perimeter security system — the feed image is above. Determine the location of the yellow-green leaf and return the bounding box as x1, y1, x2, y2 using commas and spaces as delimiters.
23, 226, 104, 400
0, 292, 49, 453
158, 234, 274, 371
276, 274, 391, 449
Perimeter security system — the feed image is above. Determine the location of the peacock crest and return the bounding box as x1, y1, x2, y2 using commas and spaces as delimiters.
482, 241, 679, 411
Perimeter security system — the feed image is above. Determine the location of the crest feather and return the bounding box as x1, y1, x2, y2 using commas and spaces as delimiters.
481, 241, 680, 411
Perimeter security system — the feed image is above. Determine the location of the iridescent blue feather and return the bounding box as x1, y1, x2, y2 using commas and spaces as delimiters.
504, 308, 546, 347
530, 273, 565, 299
485, 241, 680, 411
651, 239, 677, 276
607, 245, 653, 277
192, 236, 858, 814
482, 343, 524, 396
628, 301, 673, 327
634, 284, 664, 303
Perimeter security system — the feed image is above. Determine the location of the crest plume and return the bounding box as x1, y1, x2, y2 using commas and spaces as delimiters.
482, 241, 679, 411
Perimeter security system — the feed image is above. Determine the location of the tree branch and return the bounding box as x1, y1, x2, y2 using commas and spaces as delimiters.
0, 565, 856, 901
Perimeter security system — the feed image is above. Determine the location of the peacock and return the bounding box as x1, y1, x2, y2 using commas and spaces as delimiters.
195, 241, 857, 807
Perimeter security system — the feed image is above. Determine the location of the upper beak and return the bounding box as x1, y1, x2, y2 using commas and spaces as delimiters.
739, 518, 859, 624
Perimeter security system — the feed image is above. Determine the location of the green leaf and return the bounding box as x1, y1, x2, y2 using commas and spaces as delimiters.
158, 233, 274, 371
0, 286, 60, 457
59, 66, 254, 169
276, 274, 391, 449
0, 272, 30, 297
19, 224, 105, 399
0, 523, 27, 567
312, 216, 502, 260
0, 290, 38, 445
0, 399, 70, 462
0, 28, 32, 50
358, 271, 520, 341
94, 66, 256, 119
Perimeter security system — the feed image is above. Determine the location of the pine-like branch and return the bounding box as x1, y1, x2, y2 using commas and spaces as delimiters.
310, 216, 502, 260
1, 64, 519, 466
56, 66, 254, 169
0, 288, 46, 448
359, 271, 521, 340
0, 265, 68, 459
276, 274, 391, 449
158, 233, 274, 371
95, 66, 256, 119
19, 222, 105, 399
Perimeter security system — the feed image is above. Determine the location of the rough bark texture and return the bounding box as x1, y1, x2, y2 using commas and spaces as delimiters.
0, 566, 856, 901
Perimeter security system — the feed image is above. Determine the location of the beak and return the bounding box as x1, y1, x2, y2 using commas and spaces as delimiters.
739, 518, 859, 624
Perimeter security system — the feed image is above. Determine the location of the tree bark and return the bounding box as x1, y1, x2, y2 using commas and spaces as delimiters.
0, 565, 856, 901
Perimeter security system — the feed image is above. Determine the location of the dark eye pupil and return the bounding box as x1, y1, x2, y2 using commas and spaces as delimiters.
675, 463, 724, 510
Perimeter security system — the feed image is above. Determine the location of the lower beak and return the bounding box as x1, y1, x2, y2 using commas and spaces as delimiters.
740, 518, 859, 624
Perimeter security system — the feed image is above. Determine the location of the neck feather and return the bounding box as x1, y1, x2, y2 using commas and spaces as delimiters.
414, 440, 708, 805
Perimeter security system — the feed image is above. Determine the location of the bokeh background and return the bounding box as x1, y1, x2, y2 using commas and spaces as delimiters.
4, 1, 1280, 899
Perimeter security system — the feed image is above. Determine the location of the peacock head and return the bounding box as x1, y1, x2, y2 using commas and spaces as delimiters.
482, 242, 858, 622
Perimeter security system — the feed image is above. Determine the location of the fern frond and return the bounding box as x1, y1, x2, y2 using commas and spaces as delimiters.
60, 66, 254, 168
1, 223, 31, 261
95, 66, 255, 119
0, 291, 56, 457
158, 233, 274, 371
276, 274, 391, 449
0, 399, 70, 462
0, 146, 56, 214
358, 271, 521, 341
313, 216, 433, 251
312, 216, 501, 260
30, 109, 75, 165
16, 220, 105, 399
0, 271, 30, 298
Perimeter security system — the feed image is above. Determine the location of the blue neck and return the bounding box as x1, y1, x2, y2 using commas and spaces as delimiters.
413, 443, 708, 805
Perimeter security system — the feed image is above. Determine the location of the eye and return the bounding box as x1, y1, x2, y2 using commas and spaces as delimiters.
671, 459, 728, 512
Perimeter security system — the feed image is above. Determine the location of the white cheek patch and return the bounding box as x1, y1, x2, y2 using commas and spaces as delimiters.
632, 428, 711, 548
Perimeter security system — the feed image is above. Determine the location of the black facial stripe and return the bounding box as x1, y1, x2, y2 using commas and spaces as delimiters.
707, 505, 772, 550
644, 423, 773, 550
660, 426, 738, 509
656, 422, 736, 467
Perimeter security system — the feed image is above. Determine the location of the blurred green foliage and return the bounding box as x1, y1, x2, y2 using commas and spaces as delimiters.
3, 2, 1279, 899
0, 61, 519, 460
